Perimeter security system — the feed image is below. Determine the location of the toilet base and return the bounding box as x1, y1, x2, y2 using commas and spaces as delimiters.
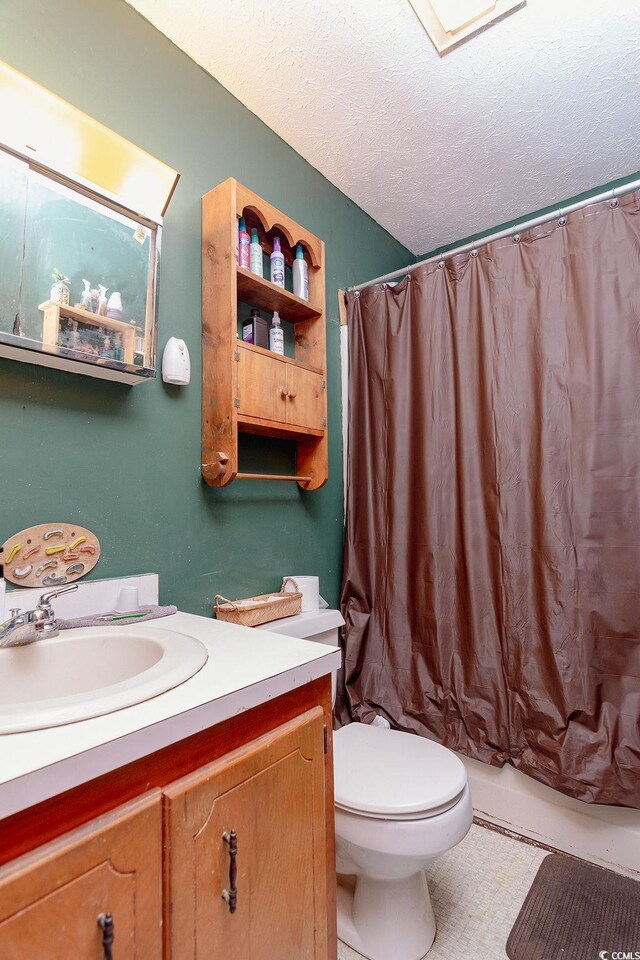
337, 871, 436, 960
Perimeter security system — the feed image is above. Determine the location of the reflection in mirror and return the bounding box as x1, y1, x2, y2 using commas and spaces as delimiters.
0, 146, 159, 382
0, 151, 27, 338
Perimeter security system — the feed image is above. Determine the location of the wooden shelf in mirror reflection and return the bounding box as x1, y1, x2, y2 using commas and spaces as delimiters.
38, 301, 136, 364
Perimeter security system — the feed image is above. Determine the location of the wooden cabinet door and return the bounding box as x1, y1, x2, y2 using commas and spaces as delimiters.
165, 708, 328, 960
237, 345, 287, 422
286, 366, 325, 431
0, 791, 162, 960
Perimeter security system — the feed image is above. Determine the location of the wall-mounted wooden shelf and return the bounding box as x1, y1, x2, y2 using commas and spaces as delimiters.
201, 178, 328, 489
236, 268, 322, 323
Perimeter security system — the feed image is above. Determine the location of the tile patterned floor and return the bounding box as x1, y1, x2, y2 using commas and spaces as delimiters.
337, 820, 549, 960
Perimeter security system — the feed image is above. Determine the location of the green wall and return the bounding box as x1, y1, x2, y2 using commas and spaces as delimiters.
0, 0, 411, 614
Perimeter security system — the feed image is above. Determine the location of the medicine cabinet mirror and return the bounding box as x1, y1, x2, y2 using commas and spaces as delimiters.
0, 148, 159, 383
0, 59, 179, 384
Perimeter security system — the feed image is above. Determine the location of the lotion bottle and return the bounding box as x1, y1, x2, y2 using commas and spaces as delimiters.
238, 216, 250, 268
250, 228, 263, 277
292, 243, 309, 300
269, 310, 284, 355
270, 236, 285, 288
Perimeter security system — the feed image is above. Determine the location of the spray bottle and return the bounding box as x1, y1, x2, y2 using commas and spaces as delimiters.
97, 285, 108, 317
80, 279, 92, 311
238, 216, 250, 268
292, 244, 309, 300
269, 310, 284, 355
250, 228, 263, 277
270, 236, 285, 288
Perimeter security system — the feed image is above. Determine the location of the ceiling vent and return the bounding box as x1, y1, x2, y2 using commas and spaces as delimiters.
409, 0, 526, 55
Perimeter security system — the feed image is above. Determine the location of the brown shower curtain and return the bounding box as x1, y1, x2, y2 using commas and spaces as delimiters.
341, 192, 640, 808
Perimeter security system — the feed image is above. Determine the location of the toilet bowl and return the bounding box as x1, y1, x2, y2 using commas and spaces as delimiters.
257, 610, 473, 960
333, 722, 472, 960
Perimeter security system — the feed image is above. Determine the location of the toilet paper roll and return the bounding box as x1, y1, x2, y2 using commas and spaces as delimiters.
282, 575, 320, 612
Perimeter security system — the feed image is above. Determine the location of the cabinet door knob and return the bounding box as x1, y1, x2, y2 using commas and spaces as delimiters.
288, 389, 296, 399
280, 386, 288, 398
221, 829, 238, 914
98, 912, 114, 960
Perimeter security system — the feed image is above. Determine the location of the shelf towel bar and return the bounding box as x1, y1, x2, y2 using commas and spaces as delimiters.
235, 473, 312, 482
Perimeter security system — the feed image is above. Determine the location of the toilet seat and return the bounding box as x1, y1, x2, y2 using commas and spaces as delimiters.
333, 722, 467, 820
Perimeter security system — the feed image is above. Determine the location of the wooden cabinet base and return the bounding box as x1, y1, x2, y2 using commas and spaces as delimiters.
165, 709, 328, 960
0, 792, 162, 960
0, 677, 336, 959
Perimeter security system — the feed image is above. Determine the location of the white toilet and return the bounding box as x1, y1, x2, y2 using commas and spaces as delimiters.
257, 609, 473, 960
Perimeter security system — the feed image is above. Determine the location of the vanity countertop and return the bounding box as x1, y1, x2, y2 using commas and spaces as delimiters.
0, 611, 341, 821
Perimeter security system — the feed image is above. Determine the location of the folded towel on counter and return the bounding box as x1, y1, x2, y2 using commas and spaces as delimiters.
58, 604, 178, 630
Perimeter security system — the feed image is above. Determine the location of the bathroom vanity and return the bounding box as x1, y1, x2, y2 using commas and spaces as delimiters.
0, 612, 340, 959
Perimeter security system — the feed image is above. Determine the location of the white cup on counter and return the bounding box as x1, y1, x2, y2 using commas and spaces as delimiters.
115, 582, 140, 613
282, 576, 320, 612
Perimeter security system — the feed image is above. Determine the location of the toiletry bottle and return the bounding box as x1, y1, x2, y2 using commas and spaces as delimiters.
243, 307, 270, 348
69, 320, 80, 351
97, 284, 108, 317
269, 310, 284, 355
80, 278, 92, 311
113, 333, 124, 362
242, 308, 258, 344
250, 228, 263, 277
293, 243, 309, 300
238, 216, 250, 269
106, 292, 123, 320
270, 236, 285, 288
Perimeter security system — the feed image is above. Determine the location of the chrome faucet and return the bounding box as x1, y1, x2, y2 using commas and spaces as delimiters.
0, 584, 78, 648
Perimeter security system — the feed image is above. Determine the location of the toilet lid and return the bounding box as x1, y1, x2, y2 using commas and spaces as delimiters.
333, 723, 467, 818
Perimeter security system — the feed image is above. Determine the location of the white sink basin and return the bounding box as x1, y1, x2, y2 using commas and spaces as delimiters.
0, 626, 208, 734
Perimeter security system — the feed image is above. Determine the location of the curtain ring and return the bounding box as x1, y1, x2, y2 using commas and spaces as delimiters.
354, 290, 360, 297
512, 233, 521, 243
470, 249, 479, 258
558, 211, 567, 226
437, 260, 445, 269
609, 190, 619, 209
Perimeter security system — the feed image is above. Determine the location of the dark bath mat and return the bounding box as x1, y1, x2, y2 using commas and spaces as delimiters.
506, 853, 640, 960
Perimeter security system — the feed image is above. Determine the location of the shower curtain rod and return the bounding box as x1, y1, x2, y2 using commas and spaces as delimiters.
348, 177, 640, 293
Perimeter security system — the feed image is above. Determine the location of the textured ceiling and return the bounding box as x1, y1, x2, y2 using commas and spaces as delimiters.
125, 0, 640, 256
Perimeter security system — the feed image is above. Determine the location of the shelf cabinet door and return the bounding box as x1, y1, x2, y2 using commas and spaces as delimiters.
237, 346, 287, 422
286, 366, 325, 431
0, 792, 162, 960
164, 708, 328, 960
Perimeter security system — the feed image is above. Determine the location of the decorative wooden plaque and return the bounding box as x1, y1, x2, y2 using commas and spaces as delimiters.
1, 522, 101, 588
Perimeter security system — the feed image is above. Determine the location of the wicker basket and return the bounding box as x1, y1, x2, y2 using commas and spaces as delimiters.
214, 581, 302, 627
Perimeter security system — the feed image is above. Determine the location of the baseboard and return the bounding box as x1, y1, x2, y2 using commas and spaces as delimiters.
461, 754, 640, 878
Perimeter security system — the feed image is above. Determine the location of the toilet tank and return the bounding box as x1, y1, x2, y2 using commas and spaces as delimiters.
255, 608, 344, 645
255, 609, 344, 703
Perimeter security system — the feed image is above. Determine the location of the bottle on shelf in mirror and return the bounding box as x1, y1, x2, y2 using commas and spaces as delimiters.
106, 292, 123, 320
